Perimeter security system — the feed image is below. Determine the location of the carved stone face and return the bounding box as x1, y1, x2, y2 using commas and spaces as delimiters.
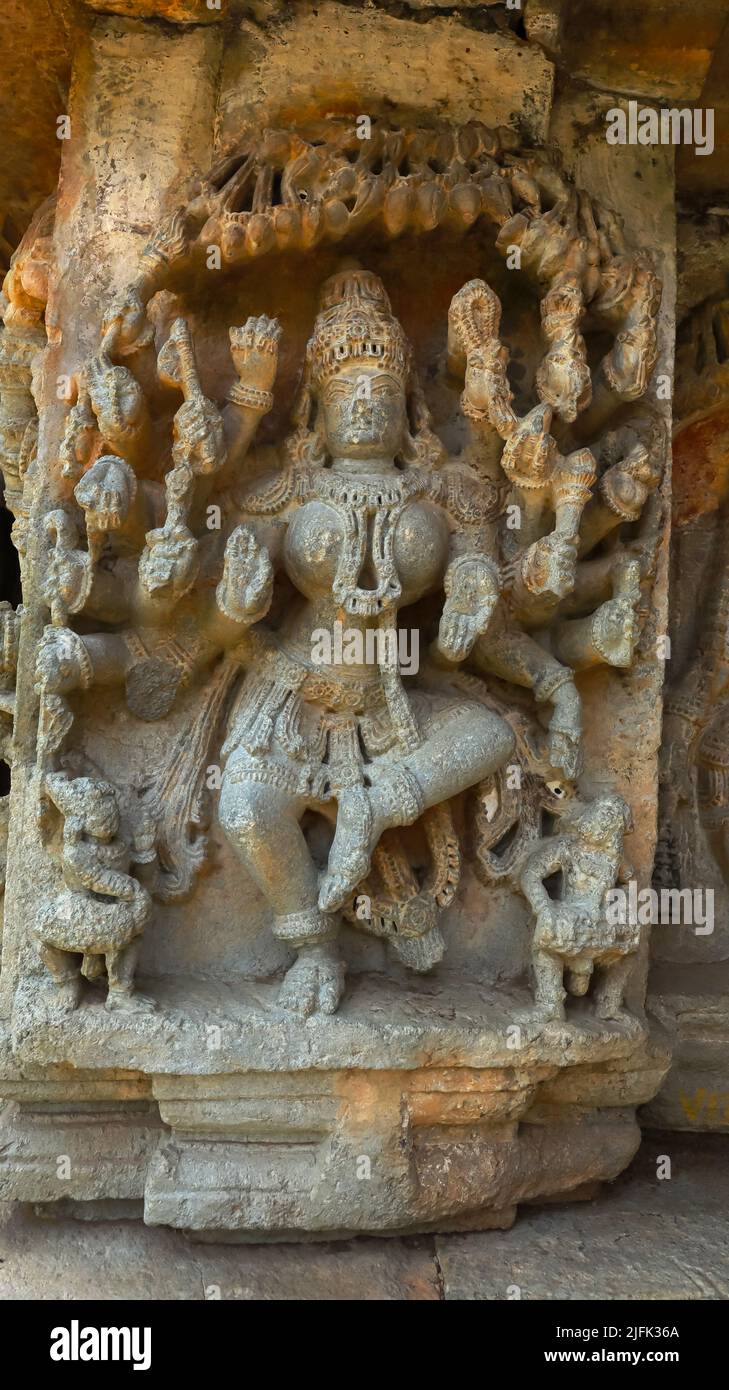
320, 364, 407, 458
570, 794, 630, 846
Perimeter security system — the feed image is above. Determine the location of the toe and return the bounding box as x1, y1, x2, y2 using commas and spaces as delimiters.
318, 966, 345, 1015
319, 875, 346, 913
278, 967, 316, 1017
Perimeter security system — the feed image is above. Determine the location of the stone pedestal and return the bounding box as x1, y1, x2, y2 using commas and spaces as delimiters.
0, 974, 669, 1235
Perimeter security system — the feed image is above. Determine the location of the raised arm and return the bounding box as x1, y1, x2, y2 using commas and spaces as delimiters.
221, 316, 282, 479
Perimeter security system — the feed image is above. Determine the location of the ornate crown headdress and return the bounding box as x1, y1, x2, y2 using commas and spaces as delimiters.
306, 265, 411, 389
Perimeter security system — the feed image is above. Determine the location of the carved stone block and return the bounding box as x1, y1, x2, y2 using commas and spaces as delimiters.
0, 10, 675, 1235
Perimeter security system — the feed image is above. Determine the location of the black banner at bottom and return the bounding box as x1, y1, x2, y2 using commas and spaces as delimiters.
0, 1297, 721, 1374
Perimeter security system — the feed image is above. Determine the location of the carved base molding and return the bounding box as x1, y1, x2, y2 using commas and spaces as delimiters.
0, 978, 669, 1237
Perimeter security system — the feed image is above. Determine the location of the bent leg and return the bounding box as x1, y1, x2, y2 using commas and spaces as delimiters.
219, 775, 320, 917
390, 704, 515, 811
321, 705, 515, 913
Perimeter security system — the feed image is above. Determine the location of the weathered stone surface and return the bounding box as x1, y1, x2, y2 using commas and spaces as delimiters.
0, 990, 666, 1235
0, 1190, 443, 1298
436, 1132, 729, 1300
648, 273, 729, 1130
1, 1131, 726, 1298
218, 4, 555, 144
557, 0, 725, 101
0, 1, 71, 273
0, 0, 719, 1246
644, 961, 729, 1130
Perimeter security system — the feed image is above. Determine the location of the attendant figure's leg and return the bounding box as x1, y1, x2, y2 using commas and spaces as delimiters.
37, 942, 83, 1010
321, 705, 515, 910
219, 773, 344, 1016
593, 955, 634, 1020
105, 939, 156, 1013
532, 948, 566, 1020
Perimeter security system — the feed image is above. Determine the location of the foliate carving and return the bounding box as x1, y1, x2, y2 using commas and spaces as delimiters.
17, 119, 663, 1024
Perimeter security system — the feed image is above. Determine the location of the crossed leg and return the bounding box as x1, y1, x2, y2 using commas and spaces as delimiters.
321, 703, 516, 911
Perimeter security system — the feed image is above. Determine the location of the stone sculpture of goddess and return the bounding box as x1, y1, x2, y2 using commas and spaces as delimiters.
38, 263, 588, 1017
215, 265, 519, 1015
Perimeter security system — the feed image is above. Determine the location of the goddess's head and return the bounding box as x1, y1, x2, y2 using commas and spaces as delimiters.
288, 265, 442, 468
318, 362, 407, 459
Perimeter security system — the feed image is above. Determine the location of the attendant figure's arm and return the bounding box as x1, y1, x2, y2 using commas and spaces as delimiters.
520, 841, 566, 918
64, 841, 136, 902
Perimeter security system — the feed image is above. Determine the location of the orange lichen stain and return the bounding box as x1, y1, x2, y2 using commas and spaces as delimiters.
96, 1, 221, 22
673, 408, 729, 526
44, 1062, 153, 1103
274, 89, 373, 130
409, 1066, 517, 1092
332, 1070, 402, 1133
408, 1092, 504, 1126
333, 1065, 550, 1129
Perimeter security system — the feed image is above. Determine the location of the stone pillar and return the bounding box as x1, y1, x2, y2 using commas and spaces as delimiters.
644, 285, 729, 1133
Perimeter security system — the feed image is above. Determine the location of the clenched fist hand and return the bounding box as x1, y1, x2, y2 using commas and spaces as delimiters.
229, 316, 281, 395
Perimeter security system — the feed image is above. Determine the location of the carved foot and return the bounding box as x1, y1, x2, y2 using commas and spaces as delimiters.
48, 976, 84, 1014
533, 999, 566, 1023
105, 988, 157, 1015
594, 999, 630, 1024
319, 786, 373, 912
278, 943, 346, 1018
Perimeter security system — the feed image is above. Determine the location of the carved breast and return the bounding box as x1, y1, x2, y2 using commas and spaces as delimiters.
283, 497, 449, 605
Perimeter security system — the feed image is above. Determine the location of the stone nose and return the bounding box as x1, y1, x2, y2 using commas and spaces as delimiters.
349, 393, 373, 417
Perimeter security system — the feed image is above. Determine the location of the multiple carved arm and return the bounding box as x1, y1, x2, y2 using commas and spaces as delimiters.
444, 276, 663, 771
35, 305, 284, 721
